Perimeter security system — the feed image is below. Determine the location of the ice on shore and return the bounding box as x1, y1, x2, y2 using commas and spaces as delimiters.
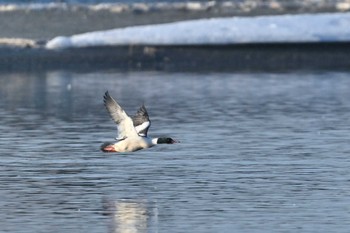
46, 12, 350, 49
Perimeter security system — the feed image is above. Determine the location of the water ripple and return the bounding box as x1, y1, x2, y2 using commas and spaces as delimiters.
1, 71, 350, 232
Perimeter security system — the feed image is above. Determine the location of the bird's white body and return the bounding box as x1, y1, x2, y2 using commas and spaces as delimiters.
107, 137, 158, 152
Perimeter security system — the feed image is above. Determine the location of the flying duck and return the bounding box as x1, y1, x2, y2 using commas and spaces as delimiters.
101, 91, 177, 152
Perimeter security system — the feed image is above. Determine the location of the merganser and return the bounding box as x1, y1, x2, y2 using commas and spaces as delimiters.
101, 91, 177, 152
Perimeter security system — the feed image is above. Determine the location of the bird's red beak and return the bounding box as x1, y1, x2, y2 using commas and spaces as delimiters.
171, 139, 179, 144
101, 145, 117, 152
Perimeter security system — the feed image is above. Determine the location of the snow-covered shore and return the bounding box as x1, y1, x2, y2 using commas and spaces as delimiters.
46, 12, 350, 49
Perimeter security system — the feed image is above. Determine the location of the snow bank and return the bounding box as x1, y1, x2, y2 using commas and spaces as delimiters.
46, 12, 350, 49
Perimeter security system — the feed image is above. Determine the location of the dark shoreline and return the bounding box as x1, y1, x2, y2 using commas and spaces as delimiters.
1, 42, 350, 73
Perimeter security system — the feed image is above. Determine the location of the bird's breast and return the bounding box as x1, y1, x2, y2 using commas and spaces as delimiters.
114, 137, 153, 152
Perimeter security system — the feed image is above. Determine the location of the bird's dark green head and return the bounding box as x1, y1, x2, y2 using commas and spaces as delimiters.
157, 137, 177, 144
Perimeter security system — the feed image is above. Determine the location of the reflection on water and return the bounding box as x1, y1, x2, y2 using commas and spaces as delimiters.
1, 71, 350, 232
0, 72, 74, 120
103, 198, 158, 233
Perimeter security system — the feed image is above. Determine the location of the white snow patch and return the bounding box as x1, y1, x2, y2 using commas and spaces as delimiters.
46, 12, 350, 49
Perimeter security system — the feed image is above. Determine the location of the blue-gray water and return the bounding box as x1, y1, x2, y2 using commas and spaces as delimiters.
1, 71, 350, 232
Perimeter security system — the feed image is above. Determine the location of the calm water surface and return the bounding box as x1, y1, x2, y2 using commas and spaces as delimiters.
1, 71, 350, 232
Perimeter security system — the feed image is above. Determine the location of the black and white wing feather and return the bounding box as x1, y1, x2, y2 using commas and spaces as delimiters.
132, 104, 151, 137
103, 91, 138, 140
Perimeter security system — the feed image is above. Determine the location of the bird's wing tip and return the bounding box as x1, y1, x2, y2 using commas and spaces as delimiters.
104, 91, 109, 98
103, 91, 112, 104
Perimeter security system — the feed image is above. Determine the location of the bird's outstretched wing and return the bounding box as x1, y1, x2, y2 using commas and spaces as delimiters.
132, 104, 151, 137
103, 91, 138, 140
